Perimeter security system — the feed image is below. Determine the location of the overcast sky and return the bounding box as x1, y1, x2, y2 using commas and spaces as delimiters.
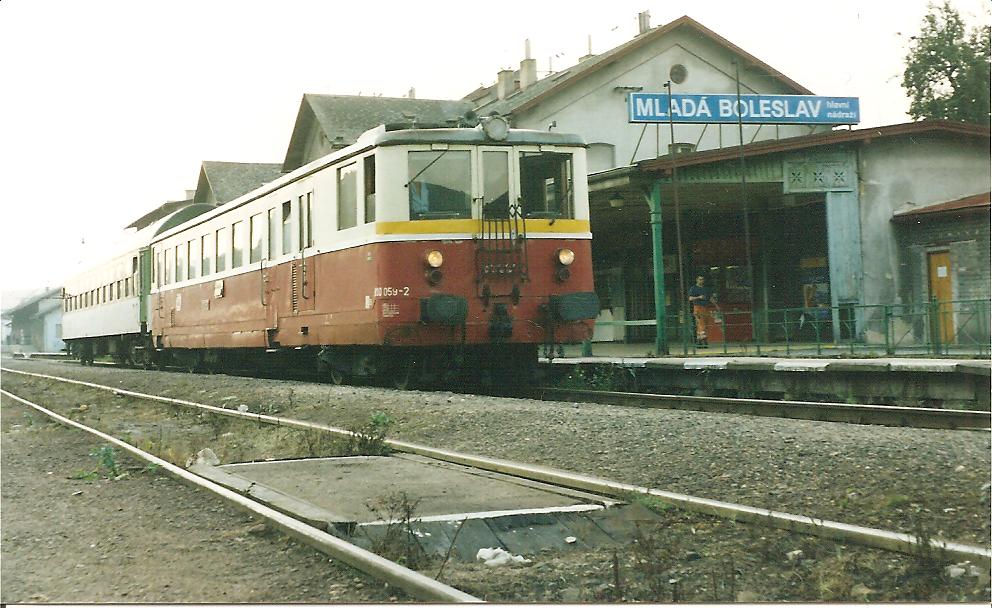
1, 0, 988, 297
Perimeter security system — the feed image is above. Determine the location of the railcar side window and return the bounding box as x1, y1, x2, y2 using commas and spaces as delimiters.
188, 239, 200, 280
232, 221, 246, 268
165, 249, 174, 284
202, 233, 213, 276
519, 151, 574, 218
176, 244, 186, 282
364, 155, 376, 223
267, 208, 277, 259
281, 202, 292, 254
338, 164, 358, 230
483, 151, 510, 218
300, 192, 313, 247
156, 251, 163, 287
216, 227, 228, 272
250, 213, 264, 264
408, 151, 471, 220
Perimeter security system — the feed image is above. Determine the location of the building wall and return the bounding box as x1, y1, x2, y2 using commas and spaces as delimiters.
512, 29, 831, 171
42, 306, 65, 352
858, 134, 991, 307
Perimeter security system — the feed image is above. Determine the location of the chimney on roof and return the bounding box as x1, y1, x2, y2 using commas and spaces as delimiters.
519, 39, 538, 90
579, 34, 595, 62
408, 87, 416, 99
496, 68, 515, 100
638, 10, 651, 35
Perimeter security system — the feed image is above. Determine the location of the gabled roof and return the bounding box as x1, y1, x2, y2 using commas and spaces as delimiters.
472, 15, 813, 118
638, 120, 991, 173
282, 94, 475, 171
1, 288, 62, 319
194, 161, 283, 206
892, 192, 991, 222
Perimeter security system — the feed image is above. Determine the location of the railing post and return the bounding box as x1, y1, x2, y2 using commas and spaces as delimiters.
929, 296, 941, 355
647, 182, 667, 356
883, 305, 893, 355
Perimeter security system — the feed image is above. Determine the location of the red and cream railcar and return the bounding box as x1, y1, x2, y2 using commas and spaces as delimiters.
149, 120, 598, 385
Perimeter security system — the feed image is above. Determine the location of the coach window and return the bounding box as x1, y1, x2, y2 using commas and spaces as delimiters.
305, 192, 313, 247
267, 208, 277, 259
188, 238, 200, 280
281, 202, 292, 254
364, 156, 376, 223
408, 150, 471, 220
102, 285, 107, 303
250, 213, 265, 263
519, 151, 574, 218
232, 221, 246, 268
338, 165, 358, 230
201, 233, 213, 276
216, 227, 228, 272
176, 243, 187, 282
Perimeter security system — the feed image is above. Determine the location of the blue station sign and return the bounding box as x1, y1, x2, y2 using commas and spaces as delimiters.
628, 93, 860, 125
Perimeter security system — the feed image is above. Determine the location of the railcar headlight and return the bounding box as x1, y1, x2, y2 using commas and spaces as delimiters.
556, 248, 575, 266
426, 250, 444, 268
482, 115, 510, 141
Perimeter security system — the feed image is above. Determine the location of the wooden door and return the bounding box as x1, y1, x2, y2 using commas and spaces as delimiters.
927, 251, 954, 344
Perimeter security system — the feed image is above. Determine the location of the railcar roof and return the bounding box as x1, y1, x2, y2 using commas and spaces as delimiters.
373, 127, 585, 147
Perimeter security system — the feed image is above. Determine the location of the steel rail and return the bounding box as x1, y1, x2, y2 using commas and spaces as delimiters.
3, 366, 990, 568
534, 387, 992, 430
0, 386, 481, 603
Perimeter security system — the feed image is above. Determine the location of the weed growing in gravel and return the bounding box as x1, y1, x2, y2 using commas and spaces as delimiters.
341, 412, 394, 456
365, 491, 428, 569
90, 445, 121, 478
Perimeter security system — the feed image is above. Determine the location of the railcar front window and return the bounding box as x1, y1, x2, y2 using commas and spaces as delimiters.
408, 151, 471, 220
519, 151, 574, 218
483, 151, 510, 218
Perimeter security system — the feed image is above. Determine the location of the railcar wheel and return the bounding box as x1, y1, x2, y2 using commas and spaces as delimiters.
389, 356, 416, 390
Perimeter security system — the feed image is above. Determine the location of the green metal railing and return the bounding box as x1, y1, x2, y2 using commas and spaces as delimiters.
588, 298, 990, 357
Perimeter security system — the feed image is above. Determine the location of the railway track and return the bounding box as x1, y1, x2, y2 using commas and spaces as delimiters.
532, 387, 992, 431
4, 365, 989, 573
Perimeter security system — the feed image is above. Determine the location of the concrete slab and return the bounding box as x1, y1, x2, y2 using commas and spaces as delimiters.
955, 361, 992, 377
887, 359, 960, 373
773, 359, 833, 372
643, 358, 691, 370
725, 358, 780, 371
825, 359, 891, 372
683, 358, 738, 370
219, 455, 602, 523
548, 356, 652, 368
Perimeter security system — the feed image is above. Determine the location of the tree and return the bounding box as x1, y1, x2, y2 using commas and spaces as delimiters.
902, 1, 990, 125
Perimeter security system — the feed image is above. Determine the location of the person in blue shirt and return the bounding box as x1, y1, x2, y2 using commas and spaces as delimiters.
688, 274, 715, 347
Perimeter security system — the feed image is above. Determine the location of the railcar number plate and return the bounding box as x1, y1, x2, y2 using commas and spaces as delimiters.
374, 286, 409, 297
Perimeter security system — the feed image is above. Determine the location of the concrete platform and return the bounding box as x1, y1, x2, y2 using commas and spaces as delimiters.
218, 454, 609, 522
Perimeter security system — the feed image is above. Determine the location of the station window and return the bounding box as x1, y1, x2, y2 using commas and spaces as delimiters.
519, 151, 574, 218
338, 165, 358, 230
176, 243, 186, 282
267, 208, 277, 259
407, 150, 471, 220
188, 238, 200, 280
250, 213, 265, 263
102, 285, 107, 303
232, 221, 246, 268
201, 233, 213, 276
216, 227, 228, 272
364, 156, 376, 223
281, 202, 292, 255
